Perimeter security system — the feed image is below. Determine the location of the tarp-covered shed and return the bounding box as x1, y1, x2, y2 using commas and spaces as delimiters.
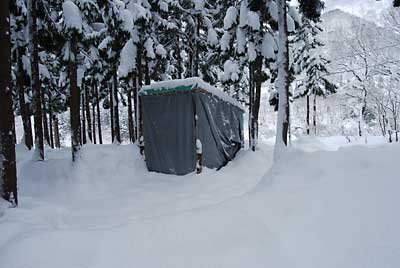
139, 78, 245, 175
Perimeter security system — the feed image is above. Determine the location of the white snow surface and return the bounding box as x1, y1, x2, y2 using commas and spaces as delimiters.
140, 77, 245, 110
118, 39, 137, 78
62, 1, 82, 32
1, 138, 399, 268
224, 7, 238, 29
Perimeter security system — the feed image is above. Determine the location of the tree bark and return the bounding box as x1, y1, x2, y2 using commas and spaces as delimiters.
306, 94, 310, 135
94, 82, 103, 144
137, 44, 144, 140
176, 35, 183, 79
193, 14, 200, 77
109, 81, 114, 143
69, 35, 81, 161
16, 47, 33, 150
127, 86, 134, 143
84, 82, 93, 143
48, 92, 54, 148
251, 55, 262, 151
41, 89, 50, 146
144, 58, 150, 85
53, 114, 61, 148
16, 46, 33, 149
313, 92, 317, 136
92, 97, 97, 145
81, 90, 86, 144
131, 74, 138, 143
248, 61, 255, 150
0, 0, 18, 206
112, 72, 121, 144
274, 0, 290, 158
28, 0, 44, 160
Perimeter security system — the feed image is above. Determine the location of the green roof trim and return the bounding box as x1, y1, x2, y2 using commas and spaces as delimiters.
139, 85, 195, 96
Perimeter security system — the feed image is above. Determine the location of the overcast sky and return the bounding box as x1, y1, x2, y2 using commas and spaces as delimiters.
323, 0, 392, 21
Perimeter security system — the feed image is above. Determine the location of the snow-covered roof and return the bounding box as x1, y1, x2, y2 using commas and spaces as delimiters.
139, 77, 245, 110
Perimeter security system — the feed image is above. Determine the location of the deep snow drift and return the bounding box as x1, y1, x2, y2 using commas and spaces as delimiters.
0, 138, 399, 268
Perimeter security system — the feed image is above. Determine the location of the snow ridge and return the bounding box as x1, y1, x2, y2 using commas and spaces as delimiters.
140, 77, 245, 110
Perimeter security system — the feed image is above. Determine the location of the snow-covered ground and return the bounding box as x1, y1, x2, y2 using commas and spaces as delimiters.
0, 138, 399, 268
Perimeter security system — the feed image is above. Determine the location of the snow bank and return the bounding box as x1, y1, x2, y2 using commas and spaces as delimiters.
140, 77, 244, 110
1, 141, 399, 268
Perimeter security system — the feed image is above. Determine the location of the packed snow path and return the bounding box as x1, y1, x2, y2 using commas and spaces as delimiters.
0, 138, 399, 268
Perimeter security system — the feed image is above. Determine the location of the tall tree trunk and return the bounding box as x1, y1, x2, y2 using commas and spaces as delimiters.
144, 59, 150, 85
41, 89, 50, 146
48, 92, 54, 148
28, 0, 44, 161
193, 14, 200, 77
313, 92, 317, 136
0, 0, 18, 206
81, 90, 86, 144
137, 44, 144, 140
358, 111, 362, 137
132, 73, 138, 143
359, 88, 367, 137
109, 81, 114, 143
92, 98, 97, 145
94, 82, 103, 144
306, 94, 310, 135
69, 35, 81, 161
53, 114, 61, 148
251, 55, 262, 151
16, 46, 33, 149
176, 35, 183, 79
248, 61, 254, 150
274, 0, 290, 159
127, 86, 134, 143
112, 72, 121, 144
84, 82, 92, 143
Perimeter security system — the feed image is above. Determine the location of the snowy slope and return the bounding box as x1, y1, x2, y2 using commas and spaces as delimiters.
0, 139, 399, 268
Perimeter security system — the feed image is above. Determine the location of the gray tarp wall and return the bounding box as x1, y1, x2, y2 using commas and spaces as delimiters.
142, 90, 244, 175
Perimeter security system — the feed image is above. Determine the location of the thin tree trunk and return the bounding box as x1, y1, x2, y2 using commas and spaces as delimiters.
92, 98, 97, 144
109, 81, 114, 143
28, 0, 44, 160
274, 0, 290, 159
0, 0, 18, 206
127, 86, 134, 143
144, 59, 150, 85
251, 55, 262, 151
306, 94, 310, 135
94, 82, 103, 144
85, 82, 92, 143
112, 72, 121, 144
137, 44, 144, 140
53, 114, 60, 148
131, 74, 138, 143
48, 92, 54, 148
81, 90, 87, 144
313, 92, 317, 136
69, 35, 81, 161
41, 89, 50, 146
193, 14, 200, 77
16, 47, 33, 149
176, 35, 183, 79
248, 61, 254, 151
